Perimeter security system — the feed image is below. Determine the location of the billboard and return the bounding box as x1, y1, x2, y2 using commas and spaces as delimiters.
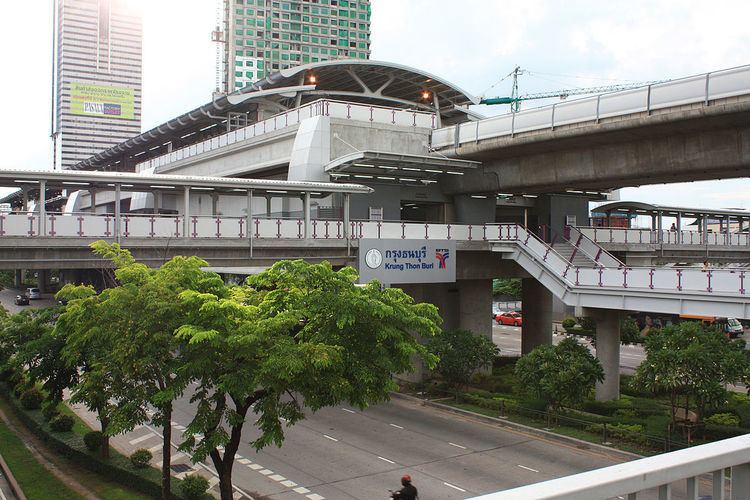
358, 239, 456, 285
70, 82, 134, 120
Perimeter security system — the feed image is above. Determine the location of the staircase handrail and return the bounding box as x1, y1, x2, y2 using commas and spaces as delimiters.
566, 225, 624, 267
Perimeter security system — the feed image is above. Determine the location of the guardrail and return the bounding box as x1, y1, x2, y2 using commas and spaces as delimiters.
566, 226, 623, 267
432, 64, 750, 149
136, 99, 437, 171
579, 226, 750, 247
469, 434, 750, 499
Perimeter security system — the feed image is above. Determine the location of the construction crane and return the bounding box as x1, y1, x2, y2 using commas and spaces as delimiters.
480, 66, 664, 112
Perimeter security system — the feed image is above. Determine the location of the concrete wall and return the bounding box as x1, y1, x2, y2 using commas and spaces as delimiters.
350, 184, 401, 221
454, 195, 496, 224
329, 120, 431, 159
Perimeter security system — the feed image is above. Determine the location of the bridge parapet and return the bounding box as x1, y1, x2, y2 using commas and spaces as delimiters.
135, 99, 438, 172
432, 65, 750, 149
579, 226, 750, 247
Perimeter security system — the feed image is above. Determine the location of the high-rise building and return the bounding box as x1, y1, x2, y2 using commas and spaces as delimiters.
220, 0, 371, 93
53, 0, 142, 170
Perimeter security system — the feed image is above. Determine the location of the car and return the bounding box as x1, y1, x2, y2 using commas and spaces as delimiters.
495, 311, 523, 327
14, 294, 29, 306
26, 288, 41, 300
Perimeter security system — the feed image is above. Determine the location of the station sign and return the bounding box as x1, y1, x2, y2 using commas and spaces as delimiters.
358, 239, 456, 284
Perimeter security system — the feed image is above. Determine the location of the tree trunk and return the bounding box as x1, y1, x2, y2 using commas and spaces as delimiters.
98, 411, 110, 460
211, 449, 234, 500
161, 404, 172, 500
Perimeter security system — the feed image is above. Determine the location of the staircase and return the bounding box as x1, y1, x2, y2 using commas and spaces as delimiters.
551, 240, 599, 267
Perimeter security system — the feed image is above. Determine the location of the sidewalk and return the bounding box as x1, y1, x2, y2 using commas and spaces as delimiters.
67, 400, 250, 499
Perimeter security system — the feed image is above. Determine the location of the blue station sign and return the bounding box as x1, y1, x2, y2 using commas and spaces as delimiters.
358, 239, 456, 285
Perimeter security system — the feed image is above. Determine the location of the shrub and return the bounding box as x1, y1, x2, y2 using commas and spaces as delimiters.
0, 366, 15, 381
130, 449, 152, 469
84, 431, 103, 452
19, 388, 44, 410
620, 318, 642, 344
42, 402, 60, 422
49, 414, 75, 432
561, 316, 576, 329
180, 474, 210, 499
704, 423, 749, 440
705, 413, 741, 427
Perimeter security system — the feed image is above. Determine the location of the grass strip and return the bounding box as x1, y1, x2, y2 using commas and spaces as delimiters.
0, 417, 84, 500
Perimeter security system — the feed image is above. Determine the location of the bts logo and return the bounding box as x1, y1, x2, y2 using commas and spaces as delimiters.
435, 249, 449, 269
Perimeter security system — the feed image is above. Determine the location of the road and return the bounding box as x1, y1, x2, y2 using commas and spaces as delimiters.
0, 287, 56, 314
167, 395, 633, 499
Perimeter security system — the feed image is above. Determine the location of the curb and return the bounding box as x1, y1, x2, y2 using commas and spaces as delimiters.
0, 451, 27, 500
390, 392, 642, 461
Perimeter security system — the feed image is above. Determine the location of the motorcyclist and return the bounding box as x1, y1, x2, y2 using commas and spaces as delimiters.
390, 474, 418, 499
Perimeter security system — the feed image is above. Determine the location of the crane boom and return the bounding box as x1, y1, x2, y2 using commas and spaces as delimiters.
480, 66, 665, 110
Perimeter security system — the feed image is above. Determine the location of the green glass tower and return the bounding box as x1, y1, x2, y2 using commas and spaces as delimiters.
224, 0, 371, 92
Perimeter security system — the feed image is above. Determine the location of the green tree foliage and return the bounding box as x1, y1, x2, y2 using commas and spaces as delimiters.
492, 278, 521, 299
176, 260, 441, 500
514, 337, 604, 412
56, 241, 225, 500
631, 322, 750, 424
428, 329, 498, 397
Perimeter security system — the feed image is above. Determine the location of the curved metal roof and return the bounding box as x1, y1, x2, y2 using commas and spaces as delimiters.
593, 201, 750, 218
73, 60, 478, 172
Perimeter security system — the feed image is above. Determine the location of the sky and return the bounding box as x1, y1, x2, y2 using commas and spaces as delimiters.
1, 0, 749, 211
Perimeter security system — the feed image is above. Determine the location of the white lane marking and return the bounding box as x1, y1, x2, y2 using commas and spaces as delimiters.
269, 474, 286, 481
281, 480, 297, 487
259, 469, 273, 476
294, 487, 311, 494
323, 434, 338, 442
148, 444, 163, 453
306, 494, 326, 500
448, 442, 466, 449
389, 423, 404, 429
173, 425, 186, 431
443, 482, 466, 492
233, 493, 242, 499
517, 464, 539, 473
249, 464, 264, 470
0, 486, 7, 500
170, 452, 186, 463
207, 477, 219, 487
342, 408, 356, 414
377, 456, 395, 464
129, 433, 157, 445
237, 458, 251, 465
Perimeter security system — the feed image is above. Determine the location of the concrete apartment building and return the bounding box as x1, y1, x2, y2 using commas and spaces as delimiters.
54, 0, 142, 170
223, 0, 371, 92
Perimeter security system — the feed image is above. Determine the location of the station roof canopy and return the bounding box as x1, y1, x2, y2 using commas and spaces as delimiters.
0, 169, 373, 202
325, 150, 480, 184
72, 60, 479, 172
593, 201, 750, 220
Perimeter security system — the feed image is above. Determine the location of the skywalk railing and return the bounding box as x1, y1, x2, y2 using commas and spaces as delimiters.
565, 225, 623, 267
579, 226, 750, 247
432, 64, 750, 149
135, 99, 437, 172
469, 434, 750, 500
5, 215, 748, 299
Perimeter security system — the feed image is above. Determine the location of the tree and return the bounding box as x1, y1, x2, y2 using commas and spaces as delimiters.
514, 337, 604, 412
428, 329, 498, 397
175, 260, 442, 500
631, 322, 750, 425
57, 241, 226, 500
492, 278, 521, 300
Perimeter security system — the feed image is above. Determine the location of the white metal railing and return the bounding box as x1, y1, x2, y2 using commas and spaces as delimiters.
136, 99, 437, 171
4, 216, 749, 298
432, 65, 750, 149
505, 224, 749, 297
565, 226, 623, 267
579, 226, 750, 247
470, 434, 750, 499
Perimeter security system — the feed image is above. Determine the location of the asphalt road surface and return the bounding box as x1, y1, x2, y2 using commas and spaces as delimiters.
169, 392, 634, 499
0, 287, 57, 314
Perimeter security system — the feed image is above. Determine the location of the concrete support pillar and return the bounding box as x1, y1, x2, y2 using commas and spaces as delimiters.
458, 279, 493, 342
14, 269, 22, 288
266, 196, 272, 217
153, 191, 162, 215
731, 463, 750, 500
37, 270, 49, 294
211, 193, 219, 216
590, 309, 622, 401
521, 278, 553, 355
22, 188, 29, 212
676, 212, 682, 232
183, 187, 190, 238
343, 193, 350, 238
90, 189, 97, 214
657, 210, 663, 242
114, 184, 121, 243
651, 214, 657, 230
303, 192, 311, 238
38, 180, 46, 236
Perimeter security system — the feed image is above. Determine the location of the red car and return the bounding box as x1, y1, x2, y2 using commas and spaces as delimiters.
495, 311, 523, 326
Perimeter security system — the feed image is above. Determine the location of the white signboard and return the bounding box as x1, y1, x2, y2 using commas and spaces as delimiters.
358, 239, 456, 284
